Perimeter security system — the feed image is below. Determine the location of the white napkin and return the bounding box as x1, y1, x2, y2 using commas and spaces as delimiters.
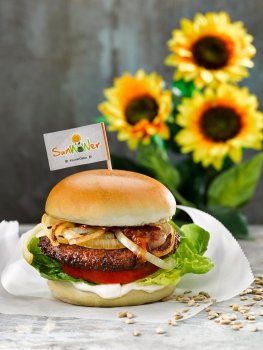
0, 207, 254, 322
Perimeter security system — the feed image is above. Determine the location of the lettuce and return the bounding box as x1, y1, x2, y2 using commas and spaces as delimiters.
27, 222, 214, 287
138, 222, 214, 286
28, 237, 95, 285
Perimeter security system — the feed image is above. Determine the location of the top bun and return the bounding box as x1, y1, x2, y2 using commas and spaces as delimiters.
45, 170, 176, 226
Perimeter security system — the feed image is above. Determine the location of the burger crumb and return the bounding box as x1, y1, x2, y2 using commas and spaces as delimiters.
125, 319, 135, 324
126, 312, 135, 319
133, 330, 141, 336
156, 327, 165, 334
117, 311, 127, 318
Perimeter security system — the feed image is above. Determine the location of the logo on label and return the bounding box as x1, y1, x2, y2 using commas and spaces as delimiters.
51, 133, 101, 157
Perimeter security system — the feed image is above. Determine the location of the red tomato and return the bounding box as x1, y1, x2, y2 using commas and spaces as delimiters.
62, 264, 158, 284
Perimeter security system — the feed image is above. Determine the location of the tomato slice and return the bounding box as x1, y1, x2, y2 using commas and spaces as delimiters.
62, 264, 158, 284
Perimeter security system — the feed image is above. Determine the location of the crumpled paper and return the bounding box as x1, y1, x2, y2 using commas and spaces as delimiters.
0, 207, 254, 323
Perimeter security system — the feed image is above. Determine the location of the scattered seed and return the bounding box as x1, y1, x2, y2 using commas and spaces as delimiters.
214, 318, 220, 323
181, 297, 191, 303
182, 308, 190, 313
125, 319, 134, 324
246, 315, 255, 321
187, 300, 196, 307
126, 312, 135, 319
221, 314, 237, 321
231, 325, 241, 331
245, 302, 256, 307
220, 319, 231, 325
231, 321, 243, 327
156, 327, 165, 334
255, 280, 263, 286
253, 296, 262, 301
199, 291, 210, 298
175, 315, 183, 320
184, 290, 192, 294
195, 303, 200, 307
133, 330, 140, 336
167, 319, 177, 326
259, 310, 263, 316
240, 296, 248, 301
117, 311, 127, 318
231, 304, 239, 311
250, 326, 258, 332
205, 308, 211, 312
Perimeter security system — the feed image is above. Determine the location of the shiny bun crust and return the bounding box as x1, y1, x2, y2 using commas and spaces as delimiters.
45, 170, 176, 226
48, 280, 175, 307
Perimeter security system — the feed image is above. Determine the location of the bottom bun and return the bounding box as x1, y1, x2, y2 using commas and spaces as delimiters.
48, 280, 175, 307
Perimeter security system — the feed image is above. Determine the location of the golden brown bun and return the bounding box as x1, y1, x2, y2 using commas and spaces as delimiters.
45, 170, 176, 226
48, 280, 175, 307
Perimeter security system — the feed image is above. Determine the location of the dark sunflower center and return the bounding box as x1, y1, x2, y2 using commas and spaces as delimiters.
192, 36, 229, 69
200, 107, 242, 142
125, 95, 159, 125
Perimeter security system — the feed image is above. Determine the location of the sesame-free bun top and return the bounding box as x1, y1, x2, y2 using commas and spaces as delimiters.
45, 169, 176, 226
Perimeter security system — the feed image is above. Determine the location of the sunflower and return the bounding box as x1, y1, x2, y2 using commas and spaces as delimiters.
175, 84, 263, 170
72, 134, 81, 143
98, 70, 172, 149
165, 12, 256, 88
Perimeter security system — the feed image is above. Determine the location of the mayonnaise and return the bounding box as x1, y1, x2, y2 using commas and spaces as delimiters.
71, 281, 163, 299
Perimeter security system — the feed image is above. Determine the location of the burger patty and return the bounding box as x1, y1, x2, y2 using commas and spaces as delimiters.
39, 227, 180, 272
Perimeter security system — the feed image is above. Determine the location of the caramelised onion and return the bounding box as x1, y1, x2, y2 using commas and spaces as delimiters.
115, 230, 174, 270
151, 228, 176, 257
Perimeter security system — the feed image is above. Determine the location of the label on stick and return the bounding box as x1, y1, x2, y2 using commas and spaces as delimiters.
43, 123, 111, 171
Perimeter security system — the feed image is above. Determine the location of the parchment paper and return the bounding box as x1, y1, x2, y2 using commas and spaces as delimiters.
0, 207, 254, 323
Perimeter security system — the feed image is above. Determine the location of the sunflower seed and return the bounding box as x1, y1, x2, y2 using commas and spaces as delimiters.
117, 311, 127, 318
125, 319, 134, 324
156, 327, 165, 334
253, 295, 262, 301
167, 319, 177, 326
133, 330, 141, 336
231, 325, 241, 331
246, 315, 255, 321
220, 319, 231, 325
175, 315, 183, 320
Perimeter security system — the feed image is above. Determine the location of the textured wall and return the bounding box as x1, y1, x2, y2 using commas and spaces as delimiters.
0, 0, 263, 223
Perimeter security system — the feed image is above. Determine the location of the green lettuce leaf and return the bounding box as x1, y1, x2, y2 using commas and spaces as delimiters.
138, 222, 214, 286
28, 237, 95, 284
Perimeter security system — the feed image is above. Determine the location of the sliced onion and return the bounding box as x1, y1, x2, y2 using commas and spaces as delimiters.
115, 230, 174, 270
68, 228, 105, 245
79, 233, 125, 249
41, 213, 62, 227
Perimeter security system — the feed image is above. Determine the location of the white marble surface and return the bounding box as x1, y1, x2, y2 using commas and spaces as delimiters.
0, 225, 262, 350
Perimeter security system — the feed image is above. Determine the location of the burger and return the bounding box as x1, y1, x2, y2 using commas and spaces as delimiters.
23, 170, 213, 307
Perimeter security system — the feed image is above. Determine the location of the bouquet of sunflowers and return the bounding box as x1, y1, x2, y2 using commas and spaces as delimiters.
98, 12, 263, 238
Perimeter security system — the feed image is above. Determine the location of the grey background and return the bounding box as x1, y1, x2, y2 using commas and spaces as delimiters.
0, 0, 262, 223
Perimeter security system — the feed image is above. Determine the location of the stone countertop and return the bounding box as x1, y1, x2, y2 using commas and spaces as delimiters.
0, 226, 262, 350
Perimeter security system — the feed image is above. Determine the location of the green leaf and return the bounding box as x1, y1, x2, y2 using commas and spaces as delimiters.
172, 80, 196, 98
137, 142, 181, 189
28, 237, 95, 284
205, 205, 250, 239
208, 152, 263, 208
180, 224, 210, 255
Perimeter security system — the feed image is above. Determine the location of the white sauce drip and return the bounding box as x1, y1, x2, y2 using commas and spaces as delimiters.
71, 282, 163, 299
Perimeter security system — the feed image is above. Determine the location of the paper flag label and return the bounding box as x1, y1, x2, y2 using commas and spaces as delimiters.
43, 123, 111, 171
